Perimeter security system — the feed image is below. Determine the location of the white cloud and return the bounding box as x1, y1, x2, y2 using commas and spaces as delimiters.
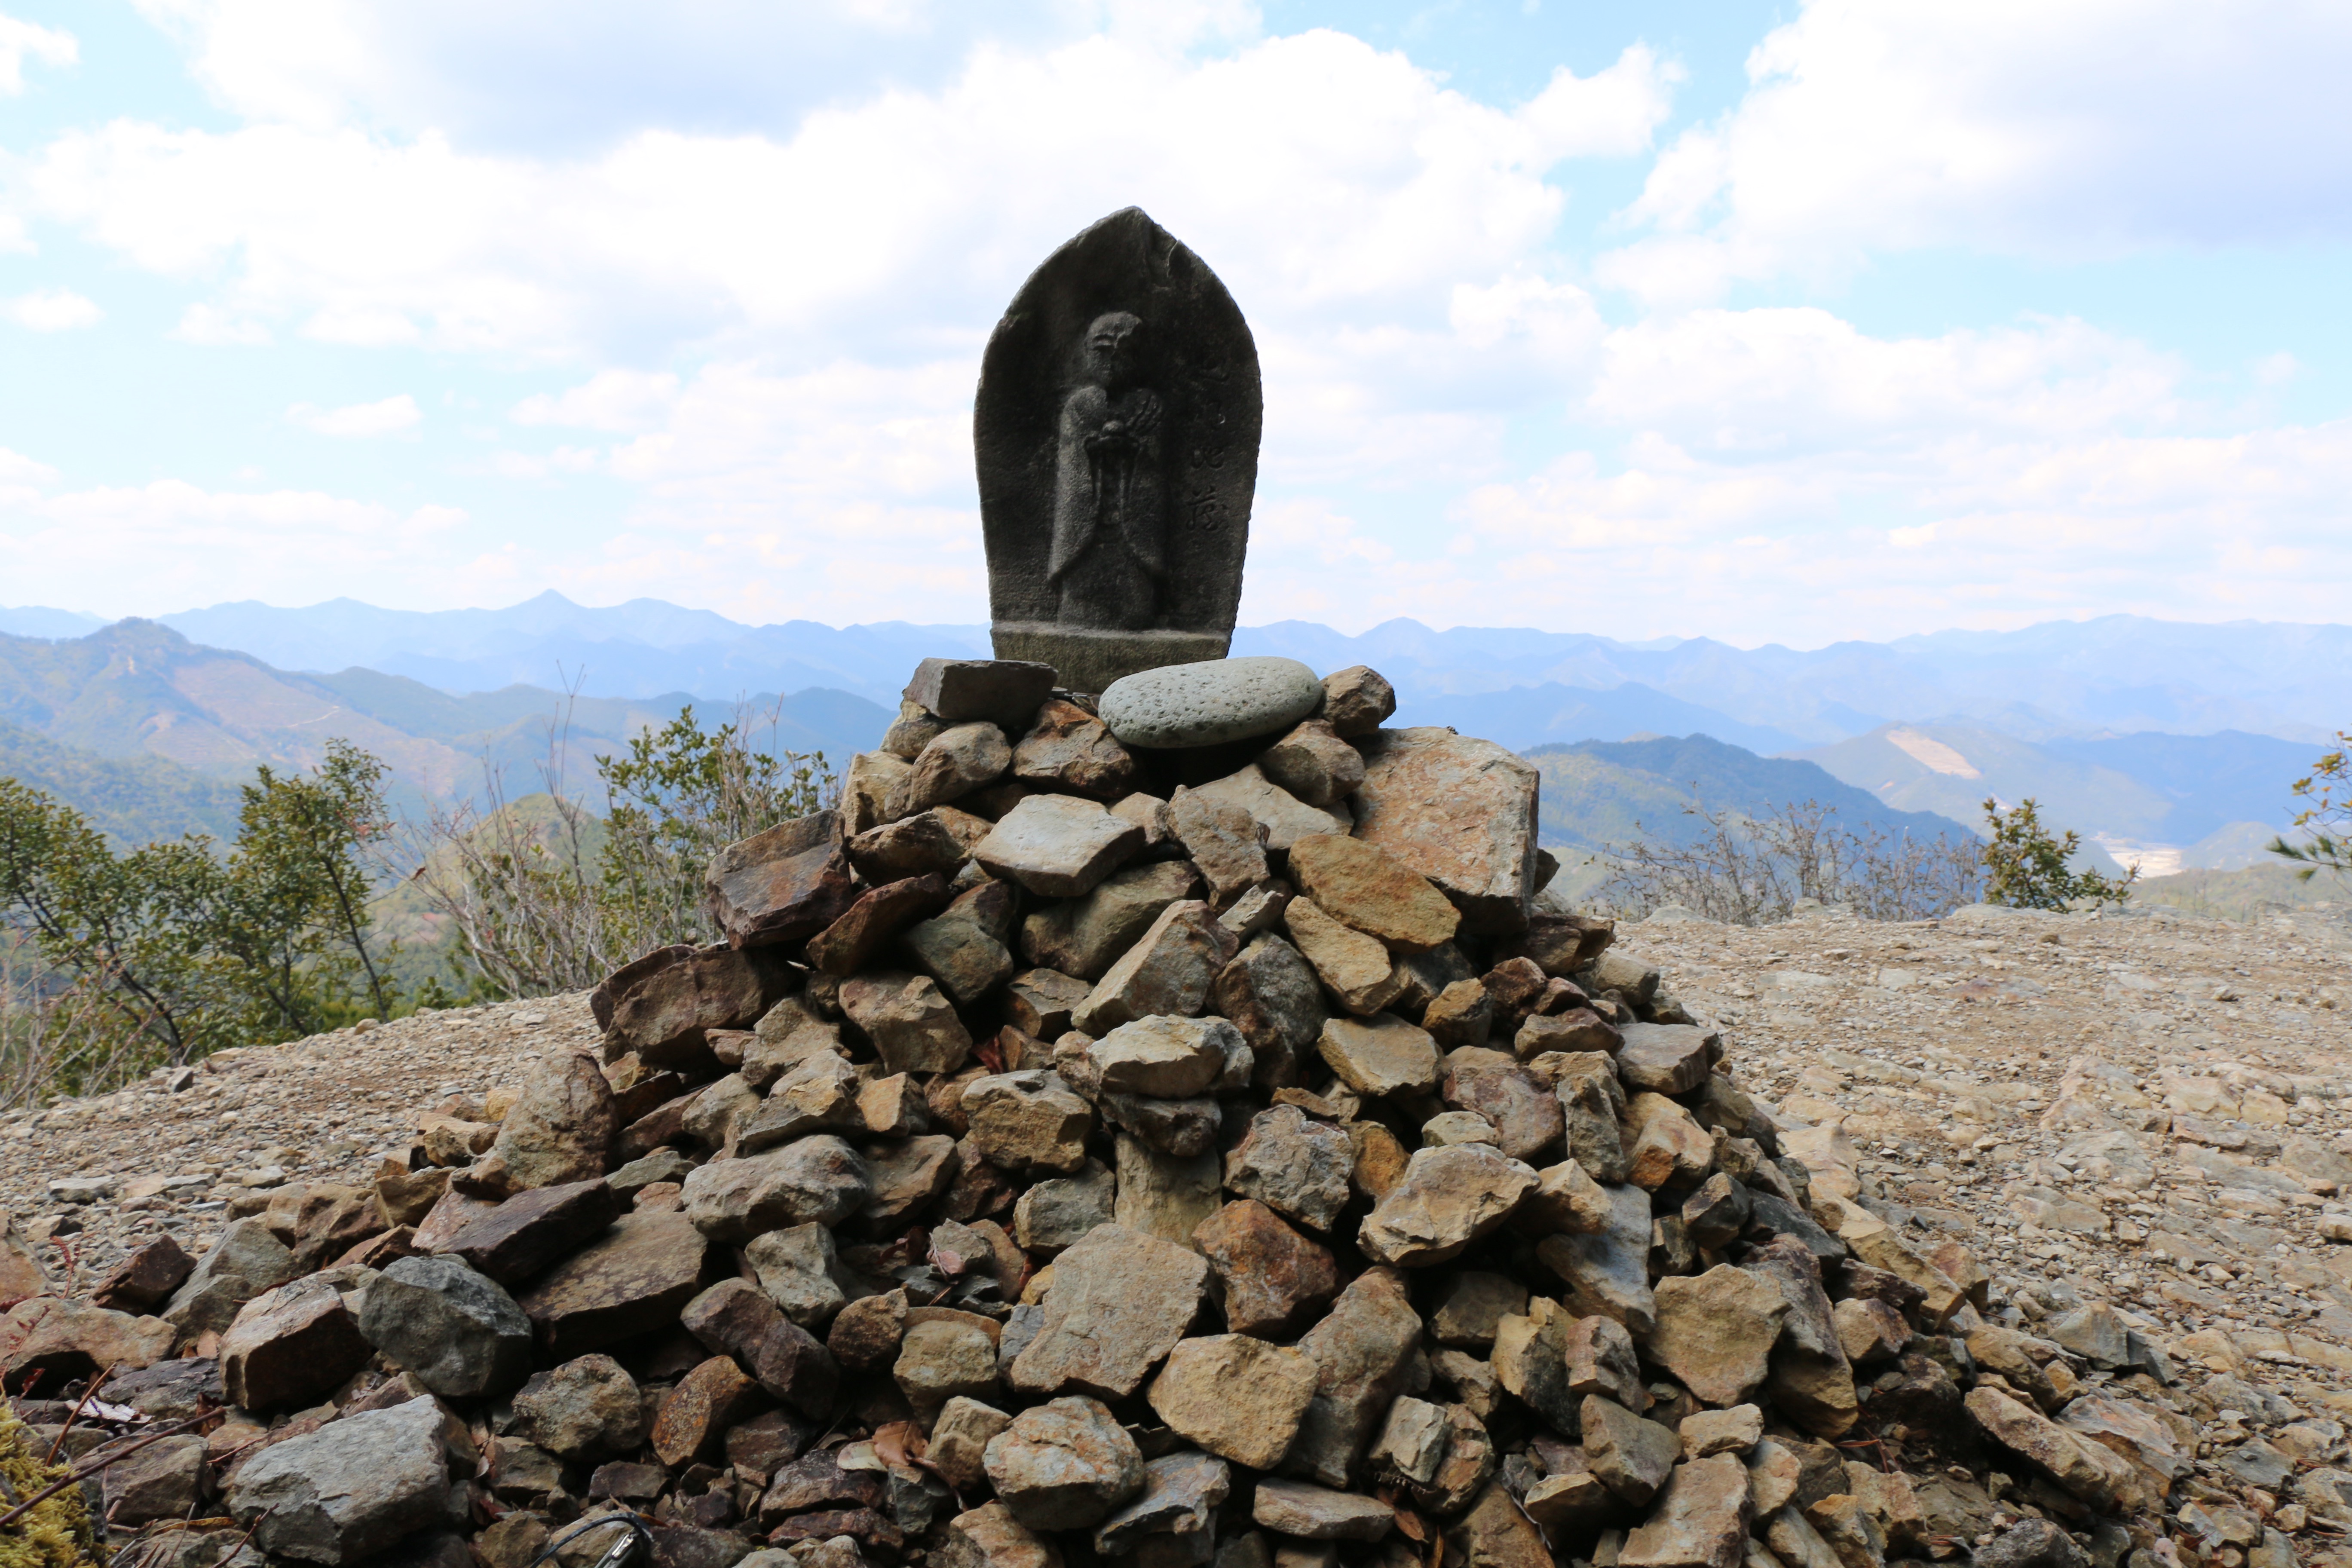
24, 31, 1674, 361
0, 13, 75, 95
290, 393, 421, 435
0, 469, 474, 615
1601, 0, 2352, 300
1586, 309, 2182, 454
1, 288, 101, 330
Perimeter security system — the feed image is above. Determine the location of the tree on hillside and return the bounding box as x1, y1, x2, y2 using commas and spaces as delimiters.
0, 780, 232, 1072
2269, 732, 2352, 880
0, 745, 399, 1102
409, 700, 833, 1000
1979, 797, 2135, 910
1601, 794, 1980, 924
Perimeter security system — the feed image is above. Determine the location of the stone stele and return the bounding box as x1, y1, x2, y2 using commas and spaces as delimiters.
976, 207, 1262, 694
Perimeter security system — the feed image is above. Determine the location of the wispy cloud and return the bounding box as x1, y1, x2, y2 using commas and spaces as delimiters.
288, 394, 422, 436
2, 288, 101, 330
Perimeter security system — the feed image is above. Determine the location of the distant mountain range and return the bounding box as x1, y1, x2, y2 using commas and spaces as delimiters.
0, 596, 2337, 870
0, 620, 894, 829
5, 594, 2342, 745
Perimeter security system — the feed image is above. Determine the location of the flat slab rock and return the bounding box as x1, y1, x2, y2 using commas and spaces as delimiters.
1350, 727, 1539, 935
1099, 657, 1323, 749
1008, 1223, 1209, 1400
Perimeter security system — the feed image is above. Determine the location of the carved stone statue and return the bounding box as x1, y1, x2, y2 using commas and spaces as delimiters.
977, 208, 1260, 693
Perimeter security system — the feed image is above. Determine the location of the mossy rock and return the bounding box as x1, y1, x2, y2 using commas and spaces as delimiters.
0, 1409, 99, 1568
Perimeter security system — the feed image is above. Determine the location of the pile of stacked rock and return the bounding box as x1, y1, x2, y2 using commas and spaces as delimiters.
2, 655, 2198, 1568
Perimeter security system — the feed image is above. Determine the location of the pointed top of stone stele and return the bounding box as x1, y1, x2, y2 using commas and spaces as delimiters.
974, 207, 1262, 695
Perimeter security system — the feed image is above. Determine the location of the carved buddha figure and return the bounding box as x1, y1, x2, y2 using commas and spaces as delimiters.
1047, 311, 1166, 629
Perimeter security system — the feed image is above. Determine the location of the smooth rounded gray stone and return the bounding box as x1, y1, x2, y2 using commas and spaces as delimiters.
1099, 658, 1323, 749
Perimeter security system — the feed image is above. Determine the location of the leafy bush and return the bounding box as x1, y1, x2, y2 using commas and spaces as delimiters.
1599, 795, 1981, 925
2270, 732, 2352, 880
1979, 796, 2135, 910
0, 740, 398, 1107
406, 701, 832, 1000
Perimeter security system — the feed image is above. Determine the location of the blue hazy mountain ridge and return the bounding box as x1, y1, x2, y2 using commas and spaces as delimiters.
1527, 735, 1975, 854
1389, 681, 1805, 755
0, 623, 894, 819
1791, 722, 2309, 848
7, 597, 2343, 745
142, 594, 991, 708
2040, 730, 2317, 844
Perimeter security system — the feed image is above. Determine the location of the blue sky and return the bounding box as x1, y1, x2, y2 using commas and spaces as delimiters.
0, 0, 2348, 646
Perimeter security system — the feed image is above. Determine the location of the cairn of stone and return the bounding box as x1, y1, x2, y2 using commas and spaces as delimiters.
0, 652, 2200, 1568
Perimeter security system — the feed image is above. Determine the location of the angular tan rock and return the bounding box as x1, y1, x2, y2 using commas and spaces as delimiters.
1010, 1224, 1210, 1400
1252, 1479, 1394, 1542
1648, 1265, 1789, 1408
932, 1397, 1017, 1492
964, 1071, 1094, 1173
1832, 1298, 1908, 1367
1284, 1267, 1421, 1488
1015, 1159, 1117, 1255
841, 970, 975, 1075
1005, 967, 1093, 1039
1168, 787, 1271, 907
1225, 1105, 1355, 1232
1087, 1014, 1237, 1098
1212, 933, 1326, 1090
1286, 899, 1405, 1016
1113, 1136, 1223, 1248
1073, 900, 1235, 1035
1448, 1479, 1554, 1568
939, 1503, 1065, 1568
1963, 1387, 2153, 1513
892, 722, 1014, 817
1193, 1200, 1341, 1338
845, 749, 913, 834
1258, 720, 1366, 809
1743, 1238, 1859, 1440
1022, 861, 1204, 980
1148, 1334, 1319, 1468
1320, 666, 1395, 736
1317, 1013, 1438, 1097
1583, 1395, 1681, 1506
976, 794, 1146, 897
1358, 1143, 1538, 1267
703, 815, 859, 949
1287, 833, 1459, 952
219, 1275, 374, 1412
806, 873, 955, 976
1491, 1296, 1580, 1433
681, 1135, 870, 1242
846, 805, 994, 882
1351, 728, 1537, 935
1535, 1180, 1657, 1336
1190, 763, 1352, 856
1614, 1023, 1717, 1096
652, 1354, 763, 1465
985, 1394, 1145, 1530
1624, 1093, 1714, 1191
896, 1316, 1002, 1417
1429, 1272, 1528, 1350
484, 1052, 616, 1192
1565, 1313, 1647, 1409
1620, 1455, 1754, 1568
1014, 699, 1139, 799
1442, 1049, 1563, 1163
516, 1209, 712, 1357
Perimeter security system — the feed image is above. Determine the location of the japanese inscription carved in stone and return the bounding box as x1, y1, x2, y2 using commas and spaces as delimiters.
976, 208, 1262, 694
